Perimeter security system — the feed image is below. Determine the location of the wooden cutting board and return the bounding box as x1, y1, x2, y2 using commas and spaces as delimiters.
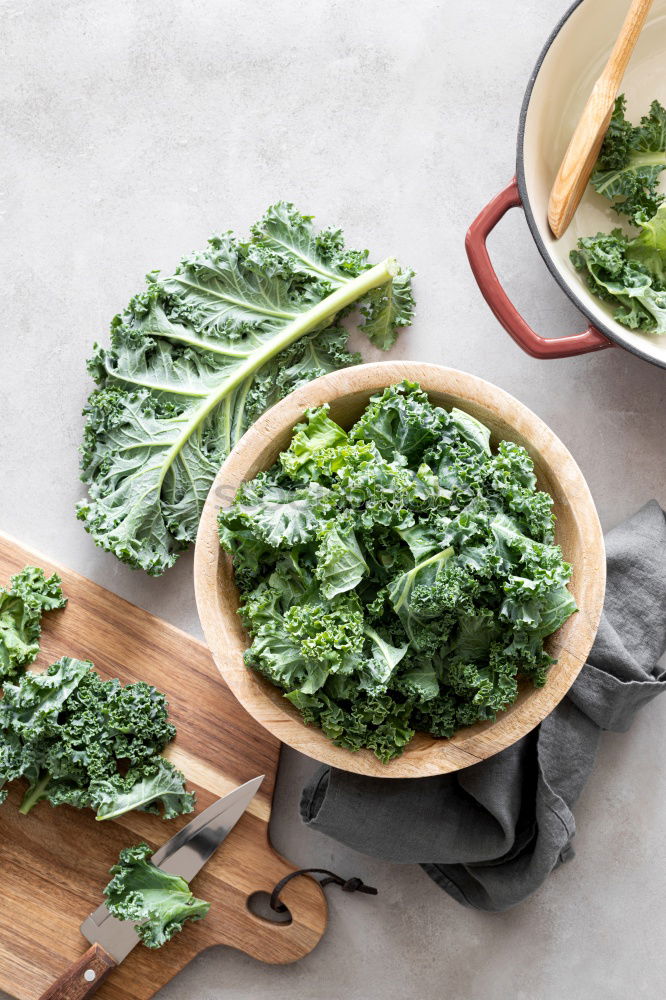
0, 532, 327, 1000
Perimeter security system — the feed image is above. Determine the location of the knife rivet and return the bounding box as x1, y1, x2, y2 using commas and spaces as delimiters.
84, 969, 96, 982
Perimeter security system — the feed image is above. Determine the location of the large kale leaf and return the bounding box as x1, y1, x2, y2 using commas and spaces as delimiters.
591, 95, 666, 221
0, 656, 194, 817
78, 202, 414, 575
104, 842, 209, 948
218, 382, 577, 763
0, 566, 66, 684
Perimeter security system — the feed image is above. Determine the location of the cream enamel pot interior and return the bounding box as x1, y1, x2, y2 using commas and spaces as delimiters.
466, 0, 666, 369
194, 362, 606, 779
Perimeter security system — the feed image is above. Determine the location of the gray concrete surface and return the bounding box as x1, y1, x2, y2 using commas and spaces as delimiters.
2, 1, 665, 998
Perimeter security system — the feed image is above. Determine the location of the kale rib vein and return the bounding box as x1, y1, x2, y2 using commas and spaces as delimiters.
135, 326, 252, 359
17, 772, 51, 815
155, 258, 397, 488
167, 274, 299, 321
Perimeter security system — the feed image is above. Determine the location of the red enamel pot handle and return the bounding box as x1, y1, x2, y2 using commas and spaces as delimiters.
465, 178, 613, 359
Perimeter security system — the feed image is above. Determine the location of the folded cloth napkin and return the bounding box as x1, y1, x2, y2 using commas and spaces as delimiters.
300, 501, 666, 911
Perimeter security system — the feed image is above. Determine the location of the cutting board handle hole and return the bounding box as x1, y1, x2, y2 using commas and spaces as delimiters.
246, 890, 293, 925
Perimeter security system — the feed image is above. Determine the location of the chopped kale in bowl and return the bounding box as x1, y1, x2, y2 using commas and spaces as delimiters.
218, 381, 577, 763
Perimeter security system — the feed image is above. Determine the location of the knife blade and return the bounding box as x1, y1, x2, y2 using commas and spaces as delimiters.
38, 775, 263, 1000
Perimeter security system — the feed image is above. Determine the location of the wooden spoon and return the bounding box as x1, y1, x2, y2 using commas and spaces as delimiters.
548, 0, 653, 239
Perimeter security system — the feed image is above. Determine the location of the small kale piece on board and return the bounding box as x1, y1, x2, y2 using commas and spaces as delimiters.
78, 202, 414, 575
0, 566, 66, 684
0, 656, 194, 816
104, 842, 209, 948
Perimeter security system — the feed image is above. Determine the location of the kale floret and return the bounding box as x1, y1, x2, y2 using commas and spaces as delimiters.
0, 657, 193, 819
0, 566, 66, 684
591, 95, 666, 220
104, 843, 209, 948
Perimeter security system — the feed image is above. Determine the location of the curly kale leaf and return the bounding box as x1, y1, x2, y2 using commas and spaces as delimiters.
93, 759, 194, 821
574, 96, 666, 334
387, 546, 458, 649
312, 439, 420, 531
570, 206, 666, 334
224, 479, 323, 550
0, 657, 193, 819
245, 589, 366, 696
0, 566, 66, 684
361, 627, 409, 693
218, 382, 576, 762
358, 267, 416, 349
349, 380, 447, 463
104, 842, 209, 948
78, 203, 414, 575
592, 95, 666, 220
286, 688, 415, 763
315, 517, 368, 600
279, 405, 348, 479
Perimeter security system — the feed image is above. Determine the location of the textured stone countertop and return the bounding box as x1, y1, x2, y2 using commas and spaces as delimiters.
2, 1, 665, 998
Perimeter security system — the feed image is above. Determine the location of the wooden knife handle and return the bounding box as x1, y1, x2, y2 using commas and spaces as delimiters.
38, 944, 117, 1000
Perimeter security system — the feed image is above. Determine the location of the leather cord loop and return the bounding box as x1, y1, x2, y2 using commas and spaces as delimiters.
269, 868, 378, 913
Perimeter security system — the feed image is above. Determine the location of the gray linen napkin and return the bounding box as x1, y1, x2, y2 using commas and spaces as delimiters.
300, 501, 666, 911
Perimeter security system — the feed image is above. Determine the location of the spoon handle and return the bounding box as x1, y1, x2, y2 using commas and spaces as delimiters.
602, 0, 653, 92
548, 0, 653, 238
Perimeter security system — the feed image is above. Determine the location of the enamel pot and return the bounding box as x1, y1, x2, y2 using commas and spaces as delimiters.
466, 0, 666, 369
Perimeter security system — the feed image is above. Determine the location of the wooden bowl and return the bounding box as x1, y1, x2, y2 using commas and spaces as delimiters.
194, 362, 605, 778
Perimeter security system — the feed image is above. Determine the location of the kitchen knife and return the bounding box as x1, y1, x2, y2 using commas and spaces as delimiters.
38, 774, 264, 1000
